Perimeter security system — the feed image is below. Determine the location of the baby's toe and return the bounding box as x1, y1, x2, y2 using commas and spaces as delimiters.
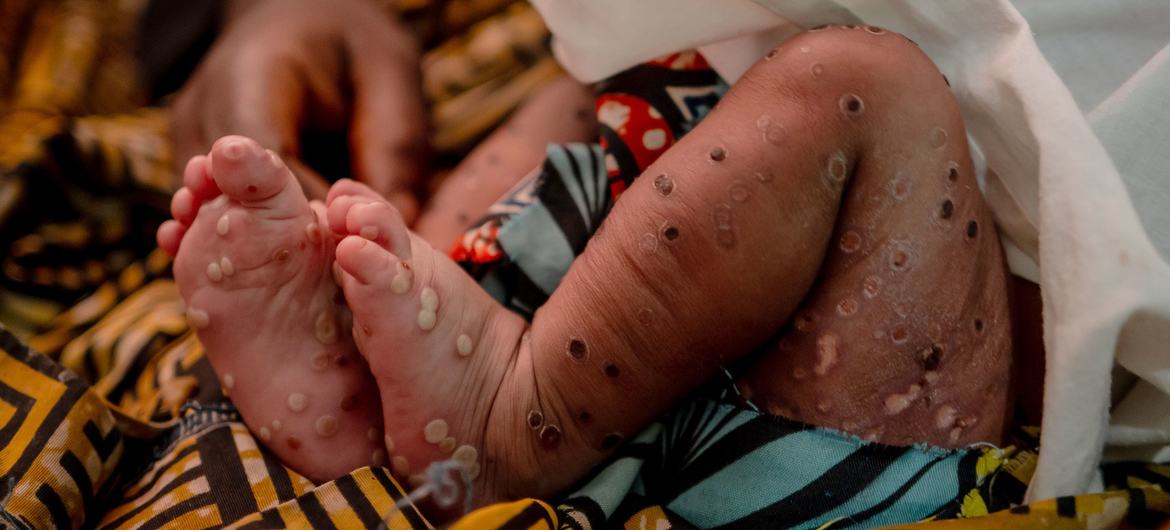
170, 187, 199, 226
335, 236, 399, 287
326, 178, 383, 205
157, 220, 187, 256
183, 155, 219, 200
344, 201, 412, 260
209, 136, 289, 201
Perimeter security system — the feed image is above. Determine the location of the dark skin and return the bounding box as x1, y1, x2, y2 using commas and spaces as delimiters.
170, 0, 428, 221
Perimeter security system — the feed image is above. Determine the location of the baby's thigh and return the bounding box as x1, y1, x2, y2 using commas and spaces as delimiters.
731, 26, 1013, 448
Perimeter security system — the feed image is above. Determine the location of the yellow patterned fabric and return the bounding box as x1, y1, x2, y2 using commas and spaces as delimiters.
1, 1, 1169, 529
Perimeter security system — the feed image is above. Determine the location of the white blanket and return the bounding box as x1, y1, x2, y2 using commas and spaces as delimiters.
530, 0, 1170, 502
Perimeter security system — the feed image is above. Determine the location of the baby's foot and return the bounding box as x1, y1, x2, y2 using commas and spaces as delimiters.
159, 136, 386, 482
326, 182, 533, 502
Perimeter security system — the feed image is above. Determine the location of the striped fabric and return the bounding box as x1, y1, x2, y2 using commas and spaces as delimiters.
557, 397, 1004, 529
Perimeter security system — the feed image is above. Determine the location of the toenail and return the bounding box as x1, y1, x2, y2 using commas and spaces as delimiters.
371, 449, 387, 467
340, 395, 357, 411
209, 195, 229, 209
287, 393, 308, 412
217, 214, 230, 236
259, 427, 271, 441
391, 262, 413, 294
207, 262, 223, 282
384, 434, 395, 451
439, 436, 456, 453
466, 462, 481, 479
417, 310, 437, 331
186, 308, 210, 329
420, 287, 439, 311
360, 226, 379, 240
305, 223, 321, 244
315, 415, 338, 437
223, 141, 246, 159
527, 410, 543, 429
315, 311, 338, 345
220, 256, 235, 276
311, 352, 330, 371
424, 419, 449, 443
287, 436, 302, 450
539, 424, 562, 449
600, 432, 624, 450
392, 455, 410, 475
457, 334, 473, 356
222, 373, 235, 390
452, 445, 478, 465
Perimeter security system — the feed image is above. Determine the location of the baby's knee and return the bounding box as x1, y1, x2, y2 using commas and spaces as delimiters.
741, 25, 954, 123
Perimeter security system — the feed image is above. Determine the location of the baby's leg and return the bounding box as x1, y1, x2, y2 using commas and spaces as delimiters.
413, 76, 596, 249
329, 26, 1008, 505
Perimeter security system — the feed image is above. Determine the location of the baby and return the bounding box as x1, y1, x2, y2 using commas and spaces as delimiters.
157, 26, 1012, 511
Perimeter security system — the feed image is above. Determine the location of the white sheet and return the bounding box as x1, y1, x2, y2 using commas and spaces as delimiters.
530, 0, 1170, 502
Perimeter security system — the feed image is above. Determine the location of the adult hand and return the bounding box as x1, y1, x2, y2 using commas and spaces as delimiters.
171, 0, 427, 220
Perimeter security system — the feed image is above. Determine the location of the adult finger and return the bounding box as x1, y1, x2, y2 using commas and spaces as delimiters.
345, 30, 429, 221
